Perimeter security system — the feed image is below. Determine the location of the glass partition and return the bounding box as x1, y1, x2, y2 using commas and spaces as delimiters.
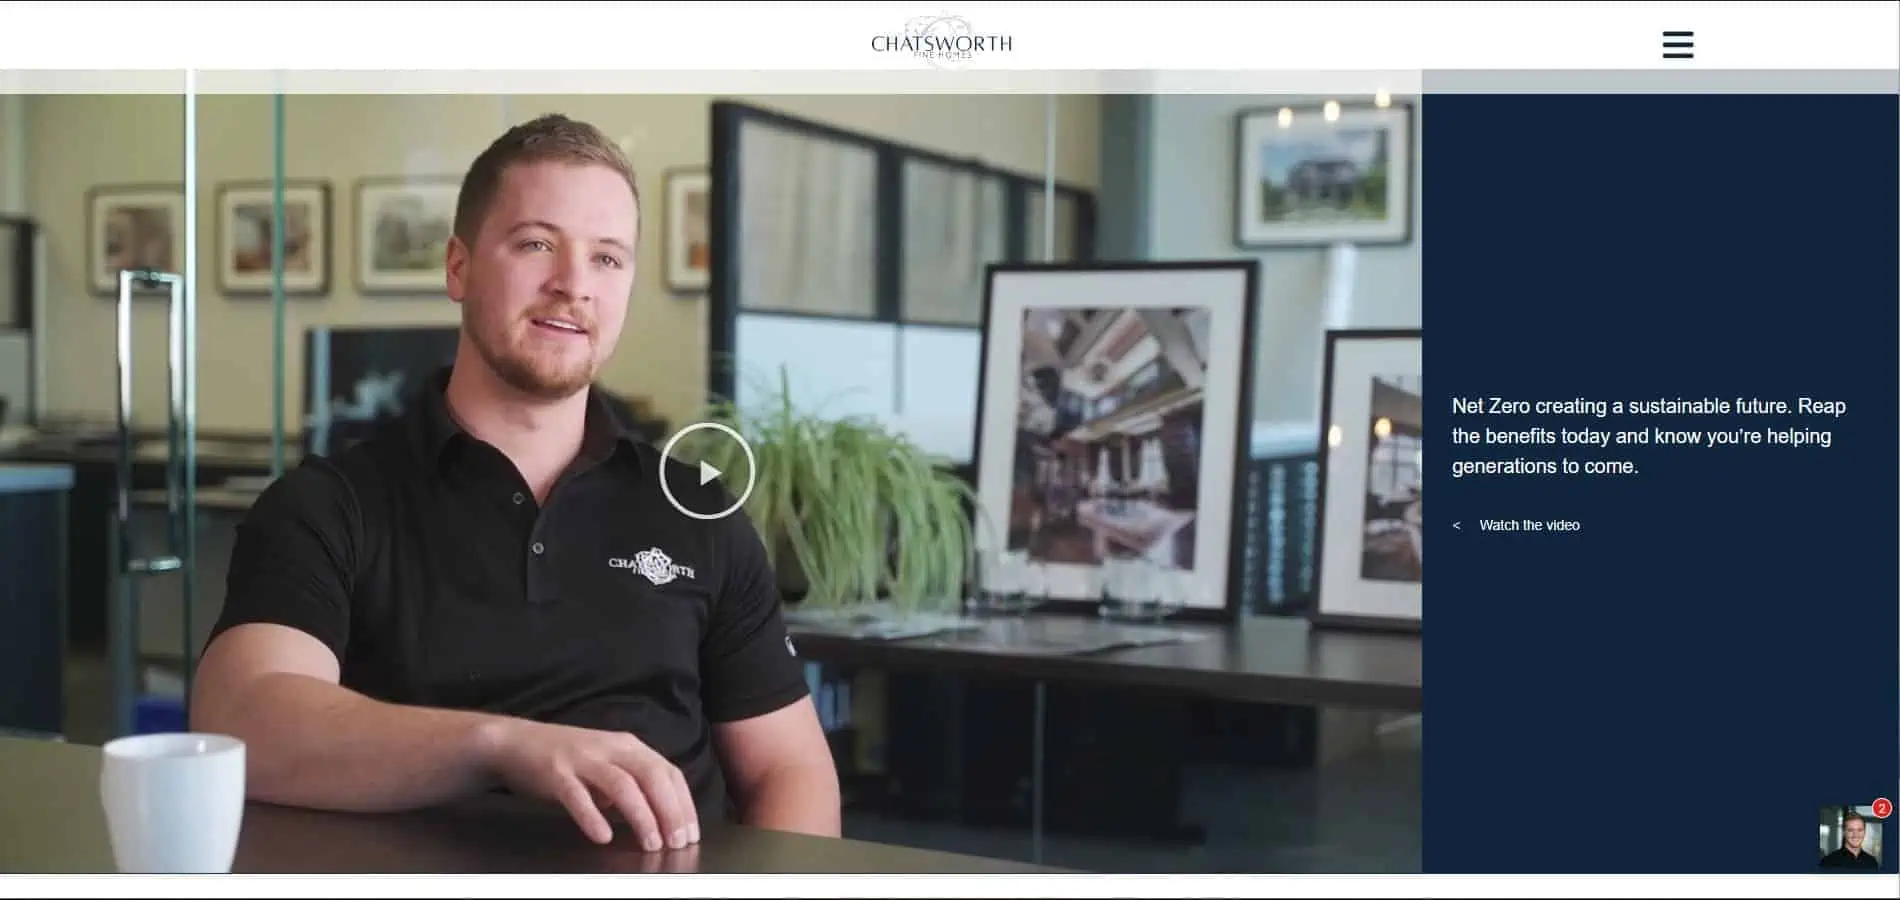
0, 90, 548, 745
1, 86, 207, 743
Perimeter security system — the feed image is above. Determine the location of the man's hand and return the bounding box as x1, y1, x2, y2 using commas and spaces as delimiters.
482, 719, 699, 850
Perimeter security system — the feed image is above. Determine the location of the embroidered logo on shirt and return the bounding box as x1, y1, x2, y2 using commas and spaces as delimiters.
608, 548, 696, 586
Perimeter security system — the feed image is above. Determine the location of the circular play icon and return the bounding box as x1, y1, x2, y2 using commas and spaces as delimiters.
658, 422, 757, 521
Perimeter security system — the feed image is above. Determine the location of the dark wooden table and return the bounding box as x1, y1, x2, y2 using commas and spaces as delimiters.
0, 738, 1057, 874
789, 613, 1421, 856
789, 613, 1423, 711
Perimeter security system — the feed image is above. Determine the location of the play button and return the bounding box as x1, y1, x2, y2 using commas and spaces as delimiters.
658, 422, 757, 521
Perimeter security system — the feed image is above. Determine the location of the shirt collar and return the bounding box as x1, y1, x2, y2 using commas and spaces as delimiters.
412, 366, 646, 474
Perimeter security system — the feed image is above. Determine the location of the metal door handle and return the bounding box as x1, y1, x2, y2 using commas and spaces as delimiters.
114, 268, 190, 577
110, 265, 197, 738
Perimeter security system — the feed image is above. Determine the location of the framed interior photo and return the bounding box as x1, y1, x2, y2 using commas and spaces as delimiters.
86, 184, 186, 295
971, 260, 1259, 622
214, 180, 332, 297
354, 177, 458, 295
664, 168, 711, 293
1312, 328, 1423, 632
1234, 102, 1413, 248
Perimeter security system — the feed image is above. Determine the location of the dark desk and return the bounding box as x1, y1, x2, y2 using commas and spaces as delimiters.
789, 614, 1423, 711
0, 737, 1055, 874
789, 613, 1420, 851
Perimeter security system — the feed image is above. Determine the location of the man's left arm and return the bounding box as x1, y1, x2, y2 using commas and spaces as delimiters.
700, 506, 841, 837
712, 698, 840, 836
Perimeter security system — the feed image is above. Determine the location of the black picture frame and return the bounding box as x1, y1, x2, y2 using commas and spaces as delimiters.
0, 215, 36, 331
0, 215, 37, 429
1232, 101, 1415, 249
970, 259, 1261, 624
1309, 328, 1424, 633
213, 179, 333, 298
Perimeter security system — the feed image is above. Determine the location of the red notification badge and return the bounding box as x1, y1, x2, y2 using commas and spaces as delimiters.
1873, 797, 1893, 819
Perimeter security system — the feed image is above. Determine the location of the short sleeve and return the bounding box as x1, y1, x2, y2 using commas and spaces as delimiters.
699, 504, 810, 724
205, 460, 360, 665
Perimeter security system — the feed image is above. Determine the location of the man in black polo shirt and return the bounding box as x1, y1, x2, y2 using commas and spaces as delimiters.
191, 114, 839, 852
1820, 812, 1881, 869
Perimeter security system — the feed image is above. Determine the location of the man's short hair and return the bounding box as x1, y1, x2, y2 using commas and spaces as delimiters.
453, 113, 640, 245
1843, 812, 1866, 829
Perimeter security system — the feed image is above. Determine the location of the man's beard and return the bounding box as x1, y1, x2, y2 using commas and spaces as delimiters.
467, 307, 598, 401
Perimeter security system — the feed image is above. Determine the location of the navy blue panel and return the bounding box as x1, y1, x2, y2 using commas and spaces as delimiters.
1427, 93, 1898, 874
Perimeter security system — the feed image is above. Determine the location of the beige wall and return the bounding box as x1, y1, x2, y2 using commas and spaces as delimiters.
22, 93, 1099, 433
0, 94, 23, 216
1145, 94, 1420, 427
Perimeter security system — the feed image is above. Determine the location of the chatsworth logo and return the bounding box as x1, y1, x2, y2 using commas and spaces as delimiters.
609, 548, 697, 587
871, 13, 1013, 68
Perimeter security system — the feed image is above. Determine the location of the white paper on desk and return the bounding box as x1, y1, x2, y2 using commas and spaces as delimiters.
1322, 242, 1358, 330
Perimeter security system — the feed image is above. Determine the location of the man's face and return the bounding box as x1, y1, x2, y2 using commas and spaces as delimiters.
446, 160, 638, 400
1843, 819, 1865, 850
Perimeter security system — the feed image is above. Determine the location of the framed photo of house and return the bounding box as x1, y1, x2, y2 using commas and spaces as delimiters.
214, 180, 332, 297
1234, 102, 1413, 248
971, 261, 1259, 622
86, 184, 186, 295
664, 168, 711, 293
354, 177, 459, 295
1311, 328, 1423, 632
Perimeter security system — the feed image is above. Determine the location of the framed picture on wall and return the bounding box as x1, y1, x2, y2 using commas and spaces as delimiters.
1311, 328, 1423, 632
664, 168, 711, 293
354, 177, 459, 295
214, 180, 332, 297
971, 261, 1259, 622
1234, 101, 1413, 248
86, 184, 186, 295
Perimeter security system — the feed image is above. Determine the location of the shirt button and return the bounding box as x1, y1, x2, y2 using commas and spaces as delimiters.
512, 492, 525, 505
531, 542, 545, 555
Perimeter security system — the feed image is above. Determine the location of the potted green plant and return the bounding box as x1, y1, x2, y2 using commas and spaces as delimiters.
673, 366, 979, 620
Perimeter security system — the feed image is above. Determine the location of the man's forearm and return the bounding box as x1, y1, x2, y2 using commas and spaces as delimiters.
736, 763, 843, 837
194, 672, 508, 813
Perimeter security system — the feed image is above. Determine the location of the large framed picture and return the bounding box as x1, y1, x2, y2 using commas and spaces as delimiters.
86, 184, 186, 295
663, 168, 711, 293
1234, 102, 1413, 248
972, 261, 1259, 621
214, 180, 332, 297
354, 177, 458, 295
1312, 328, 1423, 631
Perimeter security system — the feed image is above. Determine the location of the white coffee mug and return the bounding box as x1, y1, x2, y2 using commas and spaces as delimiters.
99, 732, 247, 874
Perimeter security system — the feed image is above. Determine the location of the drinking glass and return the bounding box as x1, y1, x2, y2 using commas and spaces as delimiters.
1097, 556, 1151, 620
1099, 556, 1177, 623
968, 551, 1041, 616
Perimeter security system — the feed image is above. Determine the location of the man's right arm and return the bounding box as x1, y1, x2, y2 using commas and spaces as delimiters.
192, 625, 512, 812
188, 463, 699, 848
189, 463, 508, 812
